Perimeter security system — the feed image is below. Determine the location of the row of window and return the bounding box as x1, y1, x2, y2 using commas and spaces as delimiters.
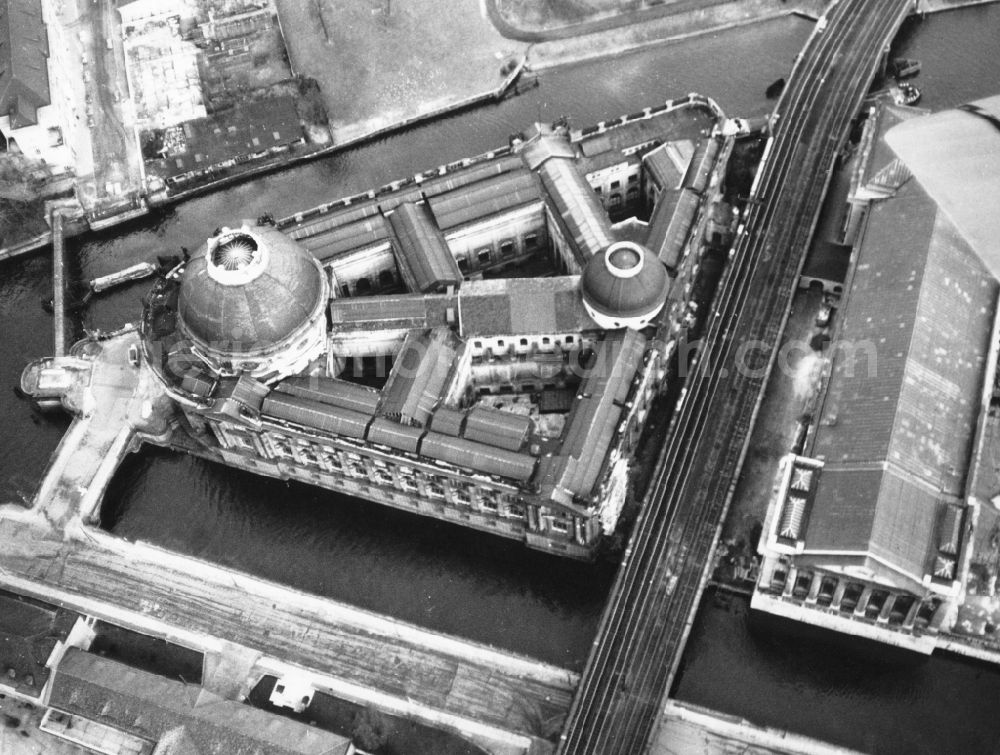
454, 230, 543, 274
471, 333, 578, 353
264, 432, 525, 518
338, 266, 398, 298
331, 228, 547, 298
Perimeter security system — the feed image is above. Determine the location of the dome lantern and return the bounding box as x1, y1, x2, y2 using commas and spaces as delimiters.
581, 241, 669, 330
176, 223, 329, 380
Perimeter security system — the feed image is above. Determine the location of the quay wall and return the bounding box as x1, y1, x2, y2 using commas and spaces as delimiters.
147, 59, 528, 211
277, 93, 722, 232
0, 519, 575, 754
653, 699, 867, 755
919, 0, 1000, 11
524, 0, 826, 72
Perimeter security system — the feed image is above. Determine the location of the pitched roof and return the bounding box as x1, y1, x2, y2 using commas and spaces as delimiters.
378, 328, 463, 426
886, 94, 1000, 280
428, 169, 542, 231
420, 431, 537, 482
297, 216, 391, 262
463, 406, 533, 452
386, 202, 462, 294
457, 276, 600, 337
0, 0, 50, 128
641, 141, 692, 192
646, 188, 699, 270
802, 466, 941, 585
537, 330, 646, 503
811, 183, 995, 484
49, 649, 352, 755
328, 293, 454, 334
0, 589, 77, 699
275, 375, 380, 414
802, 130, 997, 584
262, 392, 370, 440
537, 157, 615, 266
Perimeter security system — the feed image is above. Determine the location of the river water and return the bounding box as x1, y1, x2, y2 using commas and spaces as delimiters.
3, 6, 1000, 749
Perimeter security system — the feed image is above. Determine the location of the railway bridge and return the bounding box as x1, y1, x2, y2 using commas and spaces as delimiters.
557, 1, 916, 752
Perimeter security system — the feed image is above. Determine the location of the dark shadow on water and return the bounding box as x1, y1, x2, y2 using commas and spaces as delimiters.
102, 447, 616, 669
673, 590, 1000, 755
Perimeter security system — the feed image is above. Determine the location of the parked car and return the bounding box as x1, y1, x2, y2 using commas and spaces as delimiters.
816, 301, 833, 327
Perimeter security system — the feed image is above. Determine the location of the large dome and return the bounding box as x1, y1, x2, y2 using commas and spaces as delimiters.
177, 224, 328, 366
581, 241, 669, 329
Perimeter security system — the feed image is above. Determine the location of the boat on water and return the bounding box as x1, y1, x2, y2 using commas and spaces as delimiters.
891, 82, 922, 106
889, 57, 921, 79
90, 261, 158, 293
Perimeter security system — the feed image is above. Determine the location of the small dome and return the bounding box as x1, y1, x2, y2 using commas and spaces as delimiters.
178, 224, 327, 359
581, 241, 669, 328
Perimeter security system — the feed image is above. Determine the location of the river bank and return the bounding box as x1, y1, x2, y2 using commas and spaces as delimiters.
0, 0, 801, 262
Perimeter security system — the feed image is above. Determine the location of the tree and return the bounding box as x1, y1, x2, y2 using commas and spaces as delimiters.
352, 706, 390, 751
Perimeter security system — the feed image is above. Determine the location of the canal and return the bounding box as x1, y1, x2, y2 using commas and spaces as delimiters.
3, 6, 1000, 751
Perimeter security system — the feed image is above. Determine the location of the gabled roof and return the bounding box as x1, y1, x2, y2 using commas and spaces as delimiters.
420, 431, 537, 482
0, 0, 50, 128
386, 202, 462, 294
801, 466, 943, 588
537, 330, 646, 503
49, 649, 352, 755
428, 169, 542, 231
886, 94, 1000, 280
463, 406, 533, 452
458, 276, 600, 337
328, 293, 454, 334
520, 133, 577, 170
645, 188, 699, 270
262, 392, 370, 440
378, 328, 463, 426
802, 122, 997, 585
537, 157, 615, 266
297, 215, 391, 262
642, 141, 693, 192
811, 183, 995, 484
275, 375, 380, 414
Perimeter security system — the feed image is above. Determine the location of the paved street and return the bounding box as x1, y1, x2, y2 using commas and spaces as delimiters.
49, 0, 143, 213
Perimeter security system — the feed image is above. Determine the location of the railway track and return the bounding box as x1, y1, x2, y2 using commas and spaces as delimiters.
557, 2, 915, 752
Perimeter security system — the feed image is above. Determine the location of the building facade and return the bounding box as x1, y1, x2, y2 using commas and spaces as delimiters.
753, 98, 1000, 649
128, 96, 734, 559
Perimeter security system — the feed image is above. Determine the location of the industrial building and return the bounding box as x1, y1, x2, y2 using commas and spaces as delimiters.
753, 96, 1000, 650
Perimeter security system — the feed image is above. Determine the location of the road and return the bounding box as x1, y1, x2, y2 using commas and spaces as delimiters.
78, 0, 143, 211
556, 1, 915, 752
0, 518, 574, 751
